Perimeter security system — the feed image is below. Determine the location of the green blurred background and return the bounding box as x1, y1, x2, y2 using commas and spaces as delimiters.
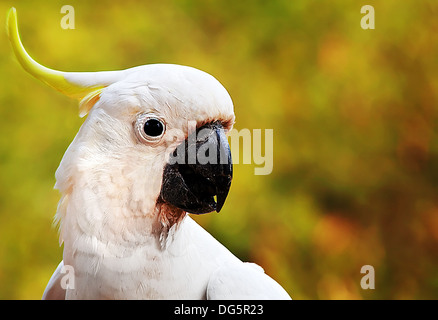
1, 0, 438, 299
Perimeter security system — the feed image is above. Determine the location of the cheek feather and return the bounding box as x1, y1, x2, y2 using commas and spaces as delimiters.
156, 201, 186, 231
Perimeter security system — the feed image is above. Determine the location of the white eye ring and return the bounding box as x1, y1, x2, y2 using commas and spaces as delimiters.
134, 113, 166, 144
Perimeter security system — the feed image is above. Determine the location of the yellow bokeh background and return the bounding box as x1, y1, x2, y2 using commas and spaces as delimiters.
1, 0, 437, 299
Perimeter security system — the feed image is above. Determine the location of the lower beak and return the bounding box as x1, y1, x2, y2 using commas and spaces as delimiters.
160, 122, 233, 214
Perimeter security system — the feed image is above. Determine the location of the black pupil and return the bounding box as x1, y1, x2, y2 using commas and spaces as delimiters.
144, 119, 164, 137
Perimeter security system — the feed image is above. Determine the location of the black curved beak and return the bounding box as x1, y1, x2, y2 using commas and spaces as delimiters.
160, 122, 232, 214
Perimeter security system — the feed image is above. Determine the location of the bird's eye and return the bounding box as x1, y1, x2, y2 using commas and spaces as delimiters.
144, 118, 164, 137
135, 113, 166, 144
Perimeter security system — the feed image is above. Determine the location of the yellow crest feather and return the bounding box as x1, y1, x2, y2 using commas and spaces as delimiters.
6, 7, 104, 114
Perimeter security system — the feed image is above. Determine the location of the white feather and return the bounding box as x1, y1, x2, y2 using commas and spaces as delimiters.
42, 64, 291, 300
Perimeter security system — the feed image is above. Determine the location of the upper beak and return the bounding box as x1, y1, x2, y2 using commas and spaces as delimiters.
160, 121, 233, 214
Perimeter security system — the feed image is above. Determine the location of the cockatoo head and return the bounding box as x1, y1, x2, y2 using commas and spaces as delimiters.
7, 8, 234, 233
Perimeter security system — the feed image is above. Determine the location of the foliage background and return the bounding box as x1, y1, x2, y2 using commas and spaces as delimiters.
1, 0, 437, 299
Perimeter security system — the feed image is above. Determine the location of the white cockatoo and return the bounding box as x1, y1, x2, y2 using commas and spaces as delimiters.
7, 8, 291, 300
